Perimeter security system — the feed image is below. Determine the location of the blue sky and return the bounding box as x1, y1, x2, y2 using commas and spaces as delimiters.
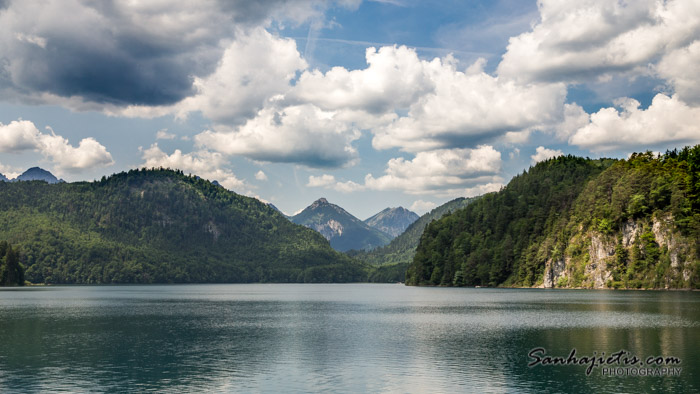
1, 0, 699, 218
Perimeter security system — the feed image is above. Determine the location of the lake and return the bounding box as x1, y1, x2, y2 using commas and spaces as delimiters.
1, 284, 698, 393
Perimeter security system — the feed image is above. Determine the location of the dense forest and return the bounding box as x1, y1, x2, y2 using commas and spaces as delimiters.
0, 168, 367, 284
407, 146, 700, 289
351, 197, 477, 282
0, 241, 25, 286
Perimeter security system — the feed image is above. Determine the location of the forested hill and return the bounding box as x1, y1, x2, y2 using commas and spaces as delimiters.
0, 168, 367, 284
406, 146, 700, 289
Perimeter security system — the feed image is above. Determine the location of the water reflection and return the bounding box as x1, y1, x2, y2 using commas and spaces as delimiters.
0, 285, 698, 392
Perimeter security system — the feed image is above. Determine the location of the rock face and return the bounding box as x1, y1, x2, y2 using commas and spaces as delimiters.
542, 215, 694, 289
364, 207, 419, 238
0, 173, 8, 182
291, 198, 391, 252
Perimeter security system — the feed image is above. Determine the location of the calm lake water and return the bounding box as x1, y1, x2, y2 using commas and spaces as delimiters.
1, 284, 698, 393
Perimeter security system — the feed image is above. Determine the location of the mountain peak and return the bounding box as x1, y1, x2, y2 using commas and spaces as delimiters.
291, 198, 391, 252
364, 206, 419, 238
15, 167, 62, 184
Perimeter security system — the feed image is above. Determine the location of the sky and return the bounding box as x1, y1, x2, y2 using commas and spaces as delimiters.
0, 0, 699, 218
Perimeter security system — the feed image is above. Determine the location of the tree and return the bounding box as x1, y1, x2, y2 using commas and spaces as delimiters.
0, 241, 25, 286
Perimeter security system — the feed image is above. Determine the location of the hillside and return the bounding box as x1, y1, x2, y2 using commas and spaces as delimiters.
352, 197, 478, 282
364, 207, 419, 238
406, 147, 700, 289
0, 169, 367, 284
291, 198, 391, 252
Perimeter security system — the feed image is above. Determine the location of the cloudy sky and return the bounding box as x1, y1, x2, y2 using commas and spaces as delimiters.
1, 0, 699, 218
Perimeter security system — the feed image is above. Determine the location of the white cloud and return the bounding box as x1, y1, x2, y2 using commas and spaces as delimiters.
549, 103, 591, 141
179, 28, 307, 126
371, 56, 567, 152
140, 144, 245, 191
255, 170, 268, 181
0, 119, 114, 172
0, 162, 21, 180
509, 148, 520, 160
195, 104, 360, 168
497, 0, 700, 84
462, 182, 503, 197
307, 174, 337, 187
364, 145, 503, 195
569, 94, 700, 152
156, 129, 176, 140
307, 174, 363, 193
334, 180, 364, 193
291, 45, 433, 115
0, 119, 39, 152
657, 40, 700, 105
40, 133, 115, 173
410, 200, 436, 214
531, 146, 564, 164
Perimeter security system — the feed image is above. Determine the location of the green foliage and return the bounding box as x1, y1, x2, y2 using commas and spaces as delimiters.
0, 168, 368, 284
367, 263, 409, 283
407, 146, 700, 289
406, 155, 610, 286
597, 218, 613, 235
0, 241, 25, 286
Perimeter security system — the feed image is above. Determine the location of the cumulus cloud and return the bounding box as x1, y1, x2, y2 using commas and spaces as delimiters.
307, 174, 363, 192
303, 146, 506, 197
364, 145, 503, 195
0, 119, 38, 151
195, 104, 360, 168
255, 170, 268, 181
140, 144, 245, 191
0, 119, 114, 172
497, 0, 700, 83
409, 199, 436, 214
156, 129, 176, 140
291, 45, 434, 115
179, 28, 307, 125
371, 56, 567, 152
657, 40, 700, 105
307, 174, 337, 187
0, 161, 21, 180
0, 0, 356, 108
568, 94, 700, 152
531, 146, 564, 164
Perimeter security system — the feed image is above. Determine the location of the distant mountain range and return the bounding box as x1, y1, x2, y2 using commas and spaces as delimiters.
0, 167, 64, 184
364, 207, 419, 238
290, 198, 396, 252
352, 197, 479, 282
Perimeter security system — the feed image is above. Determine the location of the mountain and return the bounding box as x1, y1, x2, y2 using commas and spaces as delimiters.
291, 198, 391, 252
352, 197, 478, 282
364, 207, 419, 238
407, 147, 700, 289
0, 173, 8, 182
0, 168, 367, 284
14, 167, 62, 183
